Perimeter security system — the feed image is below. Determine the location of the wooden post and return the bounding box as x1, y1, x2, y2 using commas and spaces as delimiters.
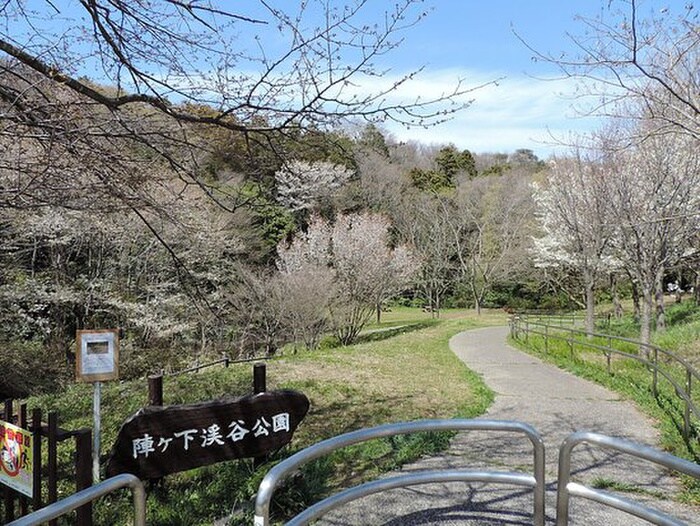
75, 428, 93, 526
253, 363, 267, 468
568, 328, 574, 359
3, 399, 15, 523
19, 403, 28, 516
148, 374, 163, 406
31, 408, 42, 511
18, 403, 26, 427
253, 363, 266, 394
147, 374, 164, 487
48, 411, 58, 526
524, 320, 529, 342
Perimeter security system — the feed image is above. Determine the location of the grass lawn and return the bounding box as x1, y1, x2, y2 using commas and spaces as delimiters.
21, 308, 505, 525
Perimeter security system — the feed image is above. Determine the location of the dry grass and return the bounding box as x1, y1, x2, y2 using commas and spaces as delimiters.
25, 308, 504, 525
268, 310, 505, 445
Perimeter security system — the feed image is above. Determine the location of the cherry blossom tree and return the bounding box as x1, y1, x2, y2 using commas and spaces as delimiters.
274, 160, 353, 212
522, 0, 700, 338
278, 212, 417, 345
0, 179, 246, 389
0, 0, 483, 215
272, 220, 336, 351
607, 128, 700, 345
0, 2, 488, 359
330, 213, 417, 340
523, 0, 699, 140
532, 149, 617, 335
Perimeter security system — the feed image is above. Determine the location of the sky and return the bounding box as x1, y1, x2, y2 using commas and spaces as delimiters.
8, 0, 692, 159
362, 0, 688, 158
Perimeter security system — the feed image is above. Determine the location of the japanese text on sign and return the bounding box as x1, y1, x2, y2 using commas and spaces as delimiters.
105, 390, 310, 479
131, 413, 290, 459
0, 420, 33, 497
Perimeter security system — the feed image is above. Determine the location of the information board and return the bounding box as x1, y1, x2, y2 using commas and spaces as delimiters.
76, 329, 119, 382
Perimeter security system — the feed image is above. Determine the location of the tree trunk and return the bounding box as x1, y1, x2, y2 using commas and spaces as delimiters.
655, 272, 665, 332
674, 270, 683, 303
200, 323, 206, 361
631, 280, 641, 322
639, 289, 653, 350
610, 274, 623, 318
584, 274, 595, 338
376, 302, 381, 324
471, 280, 481, 316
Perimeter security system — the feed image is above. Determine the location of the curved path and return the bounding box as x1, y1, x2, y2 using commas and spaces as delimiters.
319, 326, 699, 525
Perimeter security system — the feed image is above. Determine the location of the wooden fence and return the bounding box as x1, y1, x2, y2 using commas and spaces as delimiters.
510, 314, 700, 441
147, 360, 268, 405
1, 401, 92, 525
2, 358, 269, 523
164, 354, 269, 378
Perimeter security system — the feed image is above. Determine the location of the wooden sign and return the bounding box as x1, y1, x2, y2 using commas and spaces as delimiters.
76, 329, 119, 382
105, 390, 309, 479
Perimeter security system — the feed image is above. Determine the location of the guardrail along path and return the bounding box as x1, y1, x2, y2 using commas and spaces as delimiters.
316, 326, 698, 525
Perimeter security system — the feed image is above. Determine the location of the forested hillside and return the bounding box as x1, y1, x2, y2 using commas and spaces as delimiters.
0, 89, 547, 398
1, 0, 699, 400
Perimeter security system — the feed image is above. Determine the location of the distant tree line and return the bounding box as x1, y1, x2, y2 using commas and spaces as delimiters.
1, 0, 698, 398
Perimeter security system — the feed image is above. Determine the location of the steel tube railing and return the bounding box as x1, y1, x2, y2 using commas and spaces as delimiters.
511, 315, 700, 437
512, 315, 700, 387
7, 474, 146, 526
254, 419, 545, 526
287, 470, 536, 526
556, 431, 700, 526
564, 483, 686, 526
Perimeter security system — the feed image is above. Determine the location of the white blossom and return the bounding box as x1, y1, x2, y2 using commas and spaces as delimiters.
275, 160, 353, 211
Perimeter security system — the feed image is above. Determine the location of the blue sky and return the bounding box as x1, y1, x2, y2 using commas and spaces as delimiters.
9, 1, 691, 159
364, 0, 688, 158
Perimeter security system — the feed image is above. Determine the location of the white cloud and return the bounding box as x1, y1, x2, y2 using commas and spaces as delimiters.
162, 62, 604, 159
356, 68, 604, 158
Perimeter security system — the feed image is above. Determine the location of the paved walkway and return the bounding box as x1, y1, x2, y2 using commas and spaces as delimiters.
318, 326, 699, 525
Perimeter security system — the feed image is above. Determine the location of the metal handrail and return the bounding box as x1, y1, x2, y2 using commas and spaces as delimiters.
254, 419, 546, 526
9, 425, 696, 525
287, 470, 537, 526
511, 315, 700, 439
522, 321, 695, 406
512, 315, 700, 383
556, 431, 700, 526
7, 474, 146, 526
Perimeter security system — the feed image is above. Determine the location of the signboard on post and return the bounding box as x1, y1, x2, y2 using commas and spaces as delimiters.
76, 328, 120, 483
0, 420, 33, 498
105, 390, 310, 479
76, 329, 119, 382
